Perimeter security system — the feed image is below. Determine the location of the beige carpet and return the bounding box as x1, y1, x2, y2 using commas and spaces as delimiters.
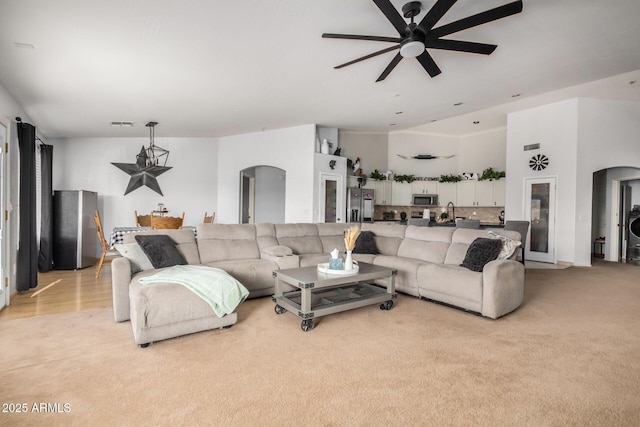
1, 261, 639, 426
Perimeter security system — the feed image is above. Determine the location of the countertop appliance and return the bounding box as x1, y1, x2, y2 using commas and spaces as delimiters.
347, 187, 374, 223
412, 194, 438, 206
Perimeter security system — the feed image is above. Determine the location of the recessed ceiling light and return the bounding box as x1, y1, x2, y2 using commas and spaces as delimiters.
110, 121, 134, 127
454, 102, 463, 106
14, 42, 35, 49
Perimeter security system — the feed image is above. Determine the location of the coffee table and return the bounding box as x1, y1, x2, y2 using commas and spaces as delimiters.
272, 262, 397, 332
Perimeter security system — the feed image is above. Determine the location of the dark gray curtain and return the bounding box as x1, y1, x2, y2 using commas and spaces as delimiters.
38, 144, 54, 272
17, 122, 38, 291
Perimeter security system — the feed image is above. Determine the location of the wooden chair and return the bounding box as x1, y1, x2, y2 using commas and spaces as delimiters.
203, 211, 215, 223
135, 210, 152, 227
94, 210, 119, 279
151, 212, 185, 229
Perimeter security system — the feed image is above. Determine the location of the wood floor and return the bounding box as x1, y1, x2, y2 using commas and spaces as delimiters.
0, 258, 114, 320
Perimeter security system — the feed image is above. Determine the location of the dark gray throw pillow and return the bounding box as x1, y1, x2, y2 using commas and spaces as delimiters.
353, 231, 378, 254
460, 237, 503, 272
134, 235, 187, 269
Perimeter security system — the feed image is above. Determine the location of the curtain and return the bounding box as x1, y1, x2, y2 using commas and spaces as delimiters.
16, 122, 38, 291
38, 144, 53, 272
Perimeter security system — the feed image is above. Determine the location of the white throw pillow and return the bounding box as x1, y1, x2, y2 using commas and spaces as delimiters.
487, 230, 521, 260
115, 243, 154, 273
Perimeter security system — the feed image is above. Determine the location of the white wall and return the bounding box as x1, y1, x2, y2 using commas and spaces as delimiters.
387, 129, 507, 179
506, 98, 640, 266
216, 124, 316, 223
338, 131, 389, 174
50, 136, 219, 248
254, 166, 286, 223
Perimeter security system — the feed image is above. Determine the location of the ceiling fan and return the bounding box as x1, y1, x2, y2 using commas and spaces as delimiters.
322, 0, 523, 82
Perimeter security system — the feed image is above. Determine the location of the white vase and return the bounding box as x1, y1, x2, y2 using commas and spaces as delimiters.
321, 139, 330, 154
345, 250, 353, 270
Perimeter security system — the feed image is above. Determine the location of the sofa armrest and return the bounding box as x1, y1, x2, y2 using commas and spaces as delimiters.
261, 245, 300, 270
111, 256, 133, 322
481, 259, 524, 319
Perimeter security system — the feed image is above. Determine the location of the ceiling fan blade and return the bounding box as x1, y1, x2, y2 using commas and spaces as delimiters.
322, 33, 402, 43
430, 0, 523, 38
425, 39, 497, 55
373, 0, 409, 35
376, 53, 403, 82
334, 45, 400, 69
416, 51, 442, 77
417, 0, 457, 34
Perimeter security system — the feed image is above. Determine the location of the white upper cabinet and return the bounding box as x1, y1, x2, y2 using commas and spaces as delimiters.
411, 181, 438, 194
437, 183, 457, 206
373, 180, 392, 205
455, 180, 505, 206
392, 182, 412, 205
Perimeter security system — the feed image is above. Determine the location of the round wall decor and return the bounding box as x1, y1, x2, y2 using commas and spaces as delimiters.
529, 154, 549, 171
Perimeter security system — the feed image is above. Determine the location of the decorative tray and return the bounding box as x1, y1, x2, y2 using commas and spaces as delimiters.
317, 262, 359, 276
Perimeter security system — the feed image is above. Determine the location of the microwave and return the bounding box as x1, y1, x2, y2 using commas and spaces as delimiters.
412, 194, 438, 206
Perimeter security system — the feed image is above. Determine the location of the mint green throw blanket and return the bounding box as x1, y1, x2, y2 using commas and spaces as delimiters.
138, 265, 249, 317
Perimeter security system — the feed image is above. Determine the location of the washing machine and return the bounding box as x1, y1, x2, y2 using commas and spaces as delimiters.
627, 209, 640, 264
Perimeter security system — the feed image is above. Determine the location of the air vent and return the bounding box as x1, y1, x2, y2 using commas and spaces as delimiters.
524, 143, 540, 151
110, 121, 134, 127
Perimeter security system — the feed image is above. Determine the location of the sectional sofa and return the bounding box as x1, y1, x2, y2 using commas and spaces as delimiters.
112, 222, 524, 345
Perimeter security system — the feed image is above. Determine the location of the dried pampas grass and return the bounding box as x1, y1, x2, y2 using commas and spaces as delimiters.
344, 225, 361, 251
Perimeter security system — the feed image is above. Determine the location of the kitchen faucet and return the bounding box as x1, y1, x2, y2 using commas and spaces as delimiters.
447, 202, 455, 223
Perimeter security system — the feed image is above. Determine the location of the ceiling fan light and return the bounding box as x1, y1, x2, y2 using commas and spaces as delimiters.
400, 41, 425, 58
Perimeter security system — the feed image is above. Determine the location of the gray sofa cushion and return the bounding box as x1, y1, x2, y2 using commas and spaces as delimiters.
397, 226, 454, 264
417, 263, 483, 313
197, 224, 260, 263
316, 223, 348, 253
275, 223, 323, 254
361, 223, 406, 256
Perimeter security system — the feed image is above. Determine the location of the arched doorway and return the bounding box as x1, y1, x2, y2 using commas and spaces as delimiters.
239, 166, 285, 224
592, 167, 640, 262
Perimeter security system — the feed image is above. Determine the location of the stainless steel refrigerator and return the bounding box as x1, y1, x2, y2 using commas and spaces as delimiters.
347, 187, 374, 223
53, 190, 98, 269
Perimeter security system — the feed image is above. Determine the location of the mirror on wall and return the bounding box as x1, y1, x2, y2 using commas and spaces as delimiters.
240, 165, 285, 224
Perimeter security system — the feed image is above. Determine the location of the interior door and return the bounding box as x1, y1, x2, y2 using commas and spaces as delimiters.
524, 177, 556, 263
0, 121, 7, 311
320, 173, 344, 223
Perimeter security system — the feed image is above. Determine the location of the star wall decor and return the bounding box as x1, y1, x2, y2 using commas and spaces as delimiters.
112, 146, 172, 196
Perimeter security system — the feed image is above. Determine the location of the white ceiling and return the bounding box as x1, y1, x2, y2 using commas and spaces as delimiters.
0, 0, 639, 139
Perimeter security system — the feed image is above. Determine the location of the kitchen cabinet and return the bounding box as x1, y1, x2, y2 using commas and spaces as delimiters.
492, 179, 506, 206
411, 181, 438, 195
456, 180, 505, 206
391, 182, 412, 205
373, 180, 392, 205
437, 183, 457, 206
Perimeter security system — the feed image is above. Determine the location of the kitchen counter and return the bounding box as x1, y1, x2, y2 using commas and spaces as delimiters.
406, 218, 503, 229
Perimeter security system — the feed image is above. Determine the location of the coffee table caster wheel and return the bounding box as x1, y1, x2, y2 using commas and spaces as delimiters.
379, 300, 393, 310
301, 319, 314, 332
274, 304, 286, 315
